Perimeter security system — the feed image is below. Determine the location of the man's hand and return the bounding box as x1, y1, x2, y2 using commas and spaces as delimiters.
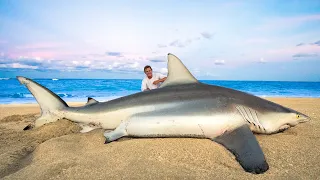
153, 77, 167, 85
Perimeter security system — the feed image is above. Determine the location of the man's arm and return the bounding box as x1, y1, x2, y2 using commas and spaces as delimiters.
153, 74, 167, 85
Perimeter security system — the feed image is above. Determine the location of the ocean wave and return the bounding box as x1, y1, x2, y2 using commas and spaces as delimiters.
0, 78, 10, 80
0, 93, 76, 98
0, 93, 100, 99
57, 93, 75, 98
0, 93, 32, 98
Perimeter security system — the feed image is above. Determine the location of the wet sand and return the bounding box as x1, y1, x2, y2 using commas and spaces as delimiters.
0, 98, 319, 179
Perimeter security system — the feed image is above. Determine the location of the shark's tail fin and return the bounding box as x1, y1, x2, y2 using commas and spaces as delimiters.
17, 76, 69, 129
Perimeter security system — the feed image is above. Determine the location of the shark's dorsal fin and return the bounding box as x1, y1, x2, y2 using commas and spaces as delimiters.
160, 53, 198, 88
85, 97, 99, 106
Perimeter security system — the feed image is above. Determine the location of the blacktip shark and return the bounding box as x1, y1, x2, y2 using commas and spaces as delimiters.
17, 53, 310, 174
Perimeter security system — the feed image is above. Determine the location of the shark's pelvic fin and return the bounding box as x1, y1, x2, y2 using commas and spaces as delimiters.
160, 53, 198, 88
17, 76, 68, 128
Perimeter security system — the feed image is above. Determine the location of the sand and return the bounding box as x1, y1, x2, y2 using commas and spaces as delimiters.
0, 98, 319, 180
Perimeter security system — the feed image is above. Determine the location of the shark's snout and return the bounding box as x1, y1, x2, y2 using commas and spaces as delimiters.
299, 114, 311, 123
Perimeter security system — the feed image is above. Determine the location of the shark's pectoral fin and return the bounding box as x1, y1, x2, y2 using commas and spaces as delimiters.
213, 125, 269, 174
104, 121, 128, 143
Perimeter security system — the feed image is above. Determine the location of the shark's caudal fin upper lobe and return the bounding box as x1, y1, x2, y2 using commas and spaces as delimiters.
16, 76, 69, 128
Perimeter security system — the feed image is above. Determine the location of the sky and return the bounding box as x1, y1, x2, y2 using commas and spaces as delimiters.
0, 0, 320, 81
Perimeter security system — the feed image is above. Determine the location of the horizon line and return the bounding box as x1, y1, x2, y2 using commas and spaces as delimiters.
1, 77, 320, 83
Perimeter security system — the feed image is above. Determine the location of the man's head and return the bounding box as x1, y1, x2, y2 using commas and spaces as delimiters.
144, 65, 153, 78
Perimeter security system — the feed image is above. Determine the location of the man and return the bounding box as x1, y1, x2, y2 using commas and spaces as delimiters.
141, 65, 167, 91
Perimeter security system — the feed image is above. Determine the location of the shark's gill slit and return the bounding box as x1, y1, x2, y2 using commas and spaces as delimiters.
242, 107, 252, 124
236, 106, 249, 124
237, 106, 251, 124
248, 108, 256, 124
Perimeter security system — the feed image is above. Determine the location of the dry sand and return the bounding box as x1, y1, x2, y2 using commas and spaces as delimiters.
0, 98, 319, 180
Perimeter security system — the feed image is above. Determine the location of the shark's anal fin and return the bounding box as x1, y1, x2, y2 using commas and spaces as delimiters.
213, 125, 269, 174
160, 53, 198, 88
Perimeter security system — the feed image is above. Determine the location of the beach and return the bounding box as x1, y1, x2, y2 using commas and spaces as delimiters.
0, 98, 319, 180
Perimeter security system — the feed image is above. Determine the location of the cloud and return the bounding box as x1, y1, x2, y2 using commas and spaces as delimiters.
106, 52, 122, 57
0, 40, 7, 44
157, 32, 213, 48
157, 44, 167, 48
258, 57, 267, 64
214, 60, 225, 65
292, 53, 318, 58
0, 63, 38, 69
169, 40, 188, 48
149, 59, 166, 63
0, 52, 167, 74
160, 68, 168, 74
313, 40, 320, 46
296, 40, 320, 47
147, 67, 168, 76
204, 72, 219, 78
200, 32, 214, 39
165, 37, 200, 48
296, 43, 305, 46
267, 43, 320, 61
14, 42, 68, 50
147, 54, 167, 63
105, 61, 142, 73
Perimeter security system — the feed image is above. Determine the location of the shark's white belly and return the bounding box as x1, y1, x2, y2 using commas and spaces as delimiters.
124, 113, 244, 139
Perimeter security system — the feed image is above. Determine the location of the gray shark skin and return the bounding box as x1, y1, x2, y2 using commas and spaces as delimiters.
17, 53, 310, 174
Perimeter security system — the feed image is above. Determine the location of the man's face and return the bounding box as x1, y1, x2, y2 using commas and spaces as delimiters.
144, 67, 153, 78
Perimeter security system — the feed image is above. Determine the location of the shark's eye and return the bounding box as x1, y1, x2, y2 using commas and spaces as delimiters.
296, 114, 300, 118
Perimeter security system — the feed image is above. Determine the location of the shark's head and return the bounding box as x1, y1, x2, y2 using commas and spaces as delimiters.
258, 107, 310, 134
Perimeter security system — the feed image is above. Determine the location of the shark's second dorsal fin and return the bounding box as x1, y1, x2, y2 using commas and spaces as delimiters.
85, 97, 99, 106
160, 53, 198, 88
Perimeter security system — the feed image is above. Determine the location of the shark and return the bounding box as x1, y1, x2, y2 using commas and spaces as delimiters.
17, 53, 310, 174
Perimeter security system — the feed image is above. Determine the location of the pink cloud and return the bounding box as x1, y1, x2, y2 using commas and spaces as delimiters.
267, 44, 320, 56
5, 41, 94, 60
15, 42, 69, 50
7, 50, 75, 60
263, 44, 320, 61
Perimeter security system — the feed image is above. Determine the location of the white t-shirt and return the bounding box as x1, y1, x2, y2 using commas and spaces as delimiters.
141, 73, 166, 91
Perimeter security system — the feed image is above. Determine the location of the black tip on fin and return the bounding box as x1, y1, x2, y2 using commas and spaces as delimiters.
87, 97, 93, 102
213, 125, 269, 174
23, 124, 32, 130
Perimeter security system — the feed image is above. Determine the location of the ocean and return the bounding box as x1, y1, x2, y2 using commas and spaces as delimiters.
1, 78, 320, 104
